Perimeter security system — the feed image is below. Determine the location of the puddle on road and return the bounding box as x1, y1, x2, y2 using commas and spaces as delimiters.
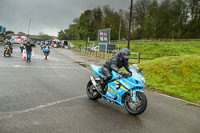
74, 61, 90, 68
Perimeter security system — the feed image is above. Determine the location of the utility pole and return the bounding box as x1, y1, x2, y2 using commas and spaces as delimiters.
27, 18, 31, 40
128, 0, 133, 49
118, 9, 124, 50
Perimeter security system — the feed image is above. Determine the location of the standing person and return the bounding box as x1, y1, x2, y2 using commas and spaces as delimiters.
79, 44, 81, 51
25, 41, 33, 62
20, 40, 24, 53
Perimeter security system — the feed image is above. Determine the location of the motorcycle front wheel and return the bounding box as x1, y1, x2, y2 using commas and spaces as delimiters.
86, 80, 101, 100
125, 92, 147, 115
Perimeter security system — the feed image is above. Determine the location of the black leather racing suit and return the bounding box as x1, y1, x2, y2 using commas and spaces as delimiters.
102, 54, 131, 82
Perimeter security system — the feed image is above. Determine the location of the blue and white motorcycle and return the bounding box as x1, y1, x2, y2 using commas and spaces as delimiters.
86, 64, 147, 115
43, 46, 50, 60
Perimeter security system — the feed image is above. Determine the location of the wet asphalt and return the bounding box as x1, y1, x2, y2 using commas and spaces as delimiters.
0, 44, 199, 133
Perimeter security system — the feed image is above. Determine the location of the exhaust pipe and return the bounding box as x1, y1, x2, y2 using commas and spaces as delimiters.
89, 76, 103, 95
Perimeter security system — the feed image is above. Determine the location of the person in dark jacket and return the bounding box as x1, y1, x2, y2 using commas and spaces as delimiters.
98, 48, 132, 93
25, 41, 33, 62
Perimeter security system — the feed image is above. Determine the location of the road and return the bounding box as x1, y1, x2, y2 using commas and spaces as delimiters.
0, 44, 199, 133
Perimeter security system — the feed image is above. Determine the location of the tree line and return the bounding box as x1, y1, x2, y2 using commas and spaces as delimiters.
58, 0, 200, 40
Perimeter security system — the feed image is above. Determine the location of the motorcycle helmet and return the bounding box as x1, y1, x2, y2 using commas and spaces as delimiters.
119, 48, 131, 62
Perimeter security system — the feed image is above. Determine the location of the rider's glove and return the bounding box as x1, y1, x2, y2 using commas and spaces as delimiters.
128, 72, 132, 77
124, 73, 132, 78
118, 71, 126, 77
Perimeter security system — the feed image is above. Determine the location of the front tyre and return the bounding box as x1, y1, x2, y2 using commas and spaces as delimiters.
125, 92, 147, 115
86, 80, 101, 100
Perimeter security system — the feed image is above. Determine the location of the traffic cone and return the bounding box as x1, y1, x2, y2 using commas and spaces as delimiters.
23, 49, 26, 60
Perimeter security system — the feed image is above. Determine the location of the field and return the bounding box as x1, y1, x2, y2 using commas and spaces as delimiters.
71, 40, 200, 103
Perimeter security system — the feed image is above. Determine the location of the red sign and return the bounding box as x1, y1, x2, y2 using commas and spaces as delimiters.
100, 32, 108, 42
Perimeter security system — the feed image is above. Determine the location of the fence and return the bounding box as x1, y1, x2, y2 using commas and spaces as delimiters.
73, 48, 179, 64
71, 39, 200, 46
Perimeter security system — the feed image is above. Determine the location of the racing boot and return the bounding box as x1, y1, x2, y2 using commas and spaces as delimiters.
97, 78, 106, 93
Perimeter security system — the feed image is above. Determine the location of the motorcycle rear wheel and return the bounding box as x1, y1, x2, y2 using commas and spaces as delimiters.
4, 50, 6, 57
125, 92, 147, 115
86, 80, 101, 100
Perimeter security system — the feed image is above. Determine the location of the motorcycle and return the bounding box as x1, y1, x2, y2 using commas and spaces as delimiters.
41, 44, 46, 50
86, 64, 147, 115
43, 47, 50, 59
4, 45, 12, 57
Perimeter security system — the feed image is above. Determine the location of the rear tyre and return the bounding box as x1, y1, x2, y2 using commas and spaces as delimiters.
4, 50, 6, 57
125, 92, 147, 115
86, 80, 101, 100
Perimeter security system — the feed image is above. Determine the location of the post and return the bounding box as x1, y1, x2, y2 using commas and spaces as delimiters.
138, 53, 141, 64
118, 9, 123, 50
128, 0, 133, 49
27, 18, 31, 40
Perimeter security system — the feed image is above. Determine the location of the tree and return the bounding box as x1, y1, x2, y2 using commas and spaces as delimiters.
143, 0, 159, 38
39, 32, 52, 40
169, 0, 188, 38
17, 32, 26, 36
131, 0, 151, 38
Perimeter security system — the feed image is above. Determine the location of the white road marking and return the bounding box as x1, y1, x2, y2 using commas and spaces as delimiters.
0, 65, 82, 69
0, 95, 86, 119
32, 48, 34, 56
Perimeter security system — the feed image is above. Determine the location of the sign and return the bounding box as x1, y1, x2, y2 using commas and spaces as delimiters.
99, 43, 116, 53
98, 28, 110, 43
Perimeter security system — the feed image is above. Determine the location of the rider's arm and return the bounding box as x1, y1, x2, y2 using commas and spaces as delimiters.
124, 62, 131, 73
110, 58, 125, 76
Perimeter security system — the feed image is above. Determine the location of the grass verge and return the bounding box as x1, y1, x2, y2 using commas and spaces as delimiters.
139, 55, 200, 104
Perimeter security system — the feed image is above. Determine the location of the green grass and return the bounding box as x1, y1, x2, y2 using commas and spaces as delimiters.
70, 41, 200, 61
70, 40, 200, 55
139, 55, 200, 104
71, 40, 200, 103
121, 41, 200, 56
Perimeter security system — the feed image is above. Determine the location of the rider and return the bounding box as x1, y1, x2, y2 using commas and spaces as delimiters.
98, 48, 132, 93
43, 43, 50, 52
4, 40, 13, 53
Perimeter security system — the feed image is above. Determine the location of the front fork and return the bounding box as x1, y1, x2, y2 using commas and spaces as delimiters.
129, 89, 143, 102
130, 89, 137, 102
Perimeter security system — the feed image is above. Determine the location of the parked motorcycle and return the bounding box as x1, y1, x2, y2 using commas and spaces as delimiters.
86, 64, 147, 115
43, 46, 50, 59
4, 45, 12, 57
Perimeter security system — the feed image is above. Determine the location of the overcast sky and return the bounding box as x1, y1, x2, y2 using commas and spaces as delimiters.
0, 0, 131, 36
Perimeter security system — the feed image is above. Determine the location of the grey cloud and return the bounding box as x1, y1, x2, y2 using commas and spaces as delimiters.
0, 0, 130, 36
